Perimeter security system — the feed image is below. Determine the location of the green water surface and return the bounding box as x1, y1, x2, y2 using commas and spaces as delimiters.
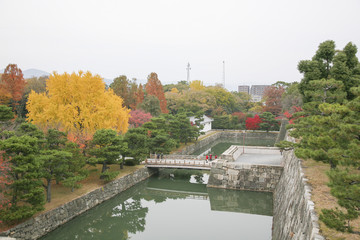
40, 170, 273, 240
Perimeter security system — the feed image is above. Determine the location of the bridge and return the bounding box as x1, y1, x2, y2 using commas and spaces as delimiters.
145, 154, 213, 170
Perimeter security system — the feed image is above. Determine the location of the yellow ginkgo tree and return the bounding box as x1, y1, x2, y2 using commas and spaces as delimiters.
27, 71, 130, 146
189, 80, 205, 91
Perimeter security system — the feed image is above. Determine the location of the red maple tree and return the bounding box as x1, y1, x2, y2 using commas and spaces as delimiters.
232, 112, 247, 122
0, 64, 26, 107
245, 114, 262, 130
145, 73, 168, 114
284, 106, 303, 124
263, 86, 285, 116
129, 109, 152, 128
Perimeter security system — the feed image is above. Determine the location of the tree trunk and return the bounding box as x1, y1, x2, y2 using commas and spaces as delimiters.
101, 161, 108, 173
330, 160, 336, 169
120, 158, 124, 169
100, 161, 108, 179
46, 179, 51, 203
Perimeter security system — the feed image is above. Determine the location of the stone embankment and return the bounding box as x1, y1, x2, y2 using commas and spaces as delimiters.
272, 136, 324, 240
207, 160, 283, 192
1, 168, 157, 240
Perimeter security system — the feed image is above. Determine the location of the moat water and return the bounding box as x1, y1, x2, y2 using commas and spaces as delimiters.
40, 138, 275, 240
40, 170, 273, 240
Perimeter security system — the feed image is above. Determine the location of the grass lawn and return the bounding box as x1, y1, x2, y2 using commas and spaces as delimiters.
302, 159, 360, 240
0, 164, 144, 232
43, 164, 144, 212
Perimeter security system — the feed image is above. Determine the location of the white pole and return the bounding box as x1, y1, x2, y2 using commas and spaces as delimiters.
186, 62, 191, 84
223, 61, 225, 88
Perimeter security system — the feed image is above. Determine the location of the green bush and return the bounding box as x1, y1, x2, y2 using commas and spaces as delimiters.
0, 205, 40, 225
320, 208, 352, 232
124, 159, 137, 166
100, 170, 119, 182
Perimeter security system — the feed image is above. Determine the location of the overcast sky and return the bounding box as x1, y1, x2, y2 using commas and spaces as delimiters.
1, 0, 359, 91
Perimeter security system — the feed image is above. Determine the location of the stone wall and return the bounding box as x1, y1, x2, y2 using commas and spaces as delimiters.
177, 130, 279, 155
176, 132, 222, 155
207, 160, 283, 192
219, 130, 279, 140
272, 139, 324, 239
1, 167, 157, 240
207, 187, 273, 216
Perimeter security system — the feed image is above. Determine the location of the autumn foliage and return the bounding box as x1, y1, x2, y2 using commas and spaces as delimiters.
136, 84, 144, 107
189, 80, 205, 91
26, 71, 130, 145
284, 106, 303, 124
0, 64, 26, 107
145, 72, 168, 113
245, 114, 262, 130
231, 112, 247, 122
129, 109, 152, 128
0, 153, 12, 221
0, 87, 11, 105
109, 76, 143, 110
263, 86, 285, 116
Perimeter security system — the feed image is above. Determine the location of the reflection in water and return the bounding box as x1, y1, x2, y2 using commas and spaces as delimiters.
41, 170, 272, 240
41, 186, 149, 240
208, 188, 273, 216
191, 137, 276, 156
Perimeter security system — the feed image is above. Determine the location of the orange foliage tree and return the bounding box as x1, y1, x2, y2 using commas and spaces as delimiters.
26, 71, 130, 147
145, 72, 168, 113
110, 76, 143, 110
0, 87, 11, 105
136, 83, 144, 107
263, 86, 285, 116
0, 64, 26, 110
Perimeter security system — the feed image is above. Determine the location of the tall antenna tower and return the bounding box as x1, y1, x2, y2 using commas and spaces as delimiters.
186, 62, 191, 83
222, 60, 225, 88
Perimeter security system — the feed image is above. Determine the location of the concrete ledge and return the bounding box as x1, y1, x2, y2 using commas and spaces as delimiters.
221, 145, 281, 162
221, 145, 243, 161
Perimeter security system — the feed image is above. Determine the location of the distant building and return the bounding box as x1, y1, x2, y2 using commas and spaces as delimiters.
250, 85, 270, 96
251, 95, 262, 102
189, 115, 214, 133
237, 84, 270, 102
238, 85, 250, 94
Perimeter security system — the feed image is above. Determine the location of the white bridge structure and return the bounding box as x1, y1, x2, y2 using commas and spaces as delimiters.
145, 154, 213, 170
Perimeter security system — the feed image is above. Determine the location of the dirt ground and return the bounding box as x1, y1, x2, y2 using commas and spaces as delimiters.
302, 159, 360, 240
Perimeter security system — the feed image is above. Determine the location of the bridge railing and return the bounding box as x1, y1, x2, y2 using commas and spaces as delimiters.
150, 154, 218, 160
145, 158, 213, 168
